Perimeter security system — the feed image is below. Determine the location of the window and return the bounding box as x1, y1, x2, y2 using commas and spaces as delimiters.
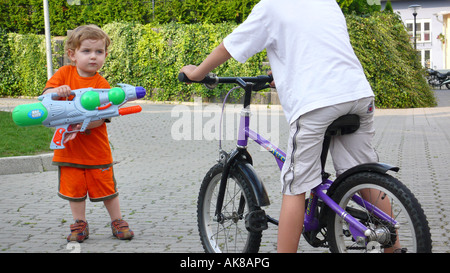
419, 49, 432, 68
406, 19, 431, 43
424, 21, 431, 42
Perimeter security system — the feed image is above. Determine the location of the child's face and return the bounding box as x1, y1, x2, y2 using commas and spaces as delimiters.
68, 39, 108, 77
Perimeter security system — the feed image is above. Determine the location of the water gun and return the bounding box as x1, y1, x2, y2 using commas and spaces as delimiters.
12, 84, 146, 149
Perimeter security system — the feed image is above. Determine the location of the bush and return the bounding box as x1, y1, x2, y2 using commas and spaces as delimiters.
0, 30, 61, 97
0, 30, 48, 97
102, 22, 269, 101
7, 33, 48, 96
384, 0, 394, 13
347, 13, 435, 108
101, 13, 435, 107
0, 13, 436, 107
0, 28, 16, 97
0, 0, 258, 36
153, 0, 259, 24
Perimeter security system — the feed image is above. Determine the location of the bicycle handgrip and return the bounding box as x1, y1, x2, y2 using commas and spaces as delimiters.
178, 72, 192, 83
178, 73, 217, 84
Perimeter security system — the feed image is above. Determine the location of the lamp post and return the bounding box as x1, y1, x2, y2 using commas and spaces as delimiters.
409, 4, 422, 50
43, 0, 52, 79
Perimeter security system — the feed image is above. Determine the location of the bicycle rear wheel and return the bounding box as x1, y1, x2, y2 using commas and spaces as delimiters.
197, 163, 262, 253
327, 172, 432, 253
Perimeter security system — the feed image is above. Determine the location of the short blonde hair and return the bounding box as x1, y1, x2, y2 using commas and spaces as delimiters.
65, 24, 111, 57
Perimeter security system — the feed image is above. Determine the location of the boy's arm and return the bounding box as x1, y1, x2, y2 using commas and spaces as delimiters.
85, 120, 105, 129
180, 42, 232, 81
43, 84, 105, 143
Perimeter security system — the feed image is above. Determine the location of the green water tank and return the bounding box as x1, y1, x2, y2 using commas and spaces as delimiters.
12, 102, 48, 126
80, 91, 100, 110
108, 87, 126, 105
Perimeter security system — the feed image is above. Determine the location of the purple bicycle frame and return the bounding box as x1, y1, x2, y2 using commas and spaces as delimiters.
237, 109, 285, 169
237, 110, 398, 242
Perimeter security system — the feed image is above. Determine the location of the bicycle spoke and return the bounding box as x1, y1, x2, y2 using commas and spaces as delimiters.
199, 167, 261, 253
327, 173, 431, 253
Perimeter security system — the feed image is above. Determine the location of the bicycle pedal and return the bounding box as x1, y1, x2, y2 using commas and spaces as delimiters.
245, 210, 268, 232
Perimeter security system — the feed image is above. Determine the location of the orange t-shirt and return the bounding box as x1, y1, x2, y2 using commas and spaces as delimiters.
44, 65, 113, 168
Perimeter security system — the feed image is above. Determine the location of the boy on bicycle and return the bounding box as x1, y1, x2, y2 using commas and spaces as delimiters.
180, 0, 379, 252
42, 25, 134, 242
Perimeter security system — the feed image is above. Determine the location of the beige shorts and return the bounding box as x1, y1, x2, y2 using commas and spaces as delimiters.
280, 97, 379, 195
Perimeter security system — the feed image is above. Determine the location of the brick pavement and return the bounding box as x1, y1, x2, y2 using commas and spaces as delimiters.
0, 90, 449, 253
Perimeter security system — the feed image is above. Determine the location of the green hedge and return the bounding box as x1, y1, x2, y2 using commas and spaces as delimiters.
0, 12, 436, 108
0, 28, 15, 96
347, 13, 435, 108
0, 0, 259, 36
0, 28, 60, 97
0, 0, 154, 35
102, 22, 268, 101
0, 1, 383, 36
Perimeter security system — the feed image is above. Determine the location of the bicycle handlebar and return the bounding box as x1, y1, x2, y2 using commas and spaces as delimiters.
178, 72, 274, 108
178, 72, 273, 88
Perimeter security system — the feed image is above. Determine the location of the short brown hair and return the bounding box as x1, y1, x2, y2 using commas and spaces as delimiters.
65, 24, 111, 55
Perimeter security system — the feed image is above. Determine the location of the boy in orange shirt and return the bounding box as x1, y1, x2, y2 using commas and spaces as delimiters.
42, 25, 133, 242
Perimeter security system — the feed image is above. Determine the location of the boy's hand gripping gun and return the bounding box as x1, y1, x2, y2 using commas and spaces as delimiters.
12, 84, 146, 149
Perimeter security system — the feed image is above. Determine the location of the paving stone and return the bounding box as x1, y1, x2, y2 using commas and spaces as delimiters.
1, 92, 449, 253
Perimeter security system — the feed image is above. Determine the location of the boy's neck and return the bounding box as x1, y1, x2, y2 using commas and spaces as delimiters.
76, 66, 97, 78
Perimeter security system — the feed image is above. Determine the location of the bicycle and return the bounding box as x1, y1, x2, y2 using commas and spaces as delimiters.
178, 73, 432, 253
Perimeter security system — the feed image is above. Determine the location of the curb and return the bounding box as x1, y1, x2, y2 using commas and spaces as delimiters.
0, 153, 56, 175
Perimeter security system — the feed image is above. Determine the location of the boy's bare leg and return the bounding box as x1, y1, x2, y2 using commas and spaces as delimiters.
360, 189, 401, 252
104, 196, 122, 221
277, 193, 305, 253
70, 200, 86, 221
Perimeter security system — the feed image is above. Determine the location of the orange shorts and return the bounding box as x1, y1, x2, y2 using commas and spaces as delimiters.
58, 166, 118, 202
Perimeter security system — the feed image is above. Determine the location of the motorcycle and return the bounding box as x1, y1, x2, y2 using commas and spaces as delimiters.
427, 68, 450, 89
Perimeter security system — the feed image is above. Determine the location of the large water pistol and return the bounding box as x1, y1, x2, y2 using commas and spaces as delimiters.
12, 84, 146, 149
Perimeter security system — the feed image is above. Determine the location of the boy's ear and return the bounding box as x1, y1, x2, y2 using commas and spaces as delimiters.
67, 49, 76, 62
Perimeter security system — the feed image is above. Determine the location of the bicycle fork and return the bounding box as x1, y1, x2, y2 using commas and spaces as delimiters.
213, 148, 270, 232
213, 149, 237, 224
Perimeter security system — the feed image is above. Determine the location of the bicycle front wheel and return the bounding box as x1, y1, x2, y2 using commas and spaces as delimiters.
197, 163, 262, 253
327, 172, 432, 253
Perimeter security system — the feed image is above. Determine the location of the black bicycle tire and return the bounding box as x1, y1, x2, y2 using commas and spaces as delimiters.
327, 172, 432, 253
197, 163, 262, 253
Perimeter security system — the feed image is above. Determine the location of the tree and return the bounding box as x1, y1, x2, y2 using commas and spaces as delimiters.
384, 0, 394, 13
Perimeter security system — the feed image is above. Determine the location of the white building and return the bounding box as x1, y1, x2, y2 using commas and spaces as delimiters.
381, 0, 450, 69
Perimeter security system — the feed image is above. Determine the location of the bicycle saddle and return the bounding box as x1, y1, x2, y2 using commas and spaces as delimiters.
325, 114, 360, 136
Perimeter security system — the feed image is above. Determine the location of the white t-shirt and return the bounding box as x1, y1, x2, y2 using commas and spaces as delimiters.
223, 0, 374, 124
